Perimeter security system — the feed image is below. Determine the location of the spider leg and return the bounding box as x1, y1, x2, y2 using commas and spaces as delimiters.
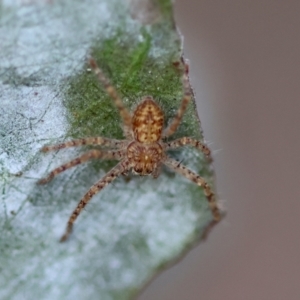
38, 149, 123, 184
163, 156, 221, 222
89, 57, 132, 136
163, 62, 191, 138
60, 160, 128, 242
165, 137, 212, 161
41, 137, 125, 152
152, 164, 162, 179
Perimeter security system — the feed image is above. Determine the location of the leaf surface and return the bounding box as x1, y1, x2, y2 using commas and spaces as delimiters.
0, 1, 220, 299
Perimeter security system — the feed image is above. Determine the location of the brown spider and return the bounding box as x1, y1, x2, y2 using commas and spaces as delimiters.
38, 57, 221, 242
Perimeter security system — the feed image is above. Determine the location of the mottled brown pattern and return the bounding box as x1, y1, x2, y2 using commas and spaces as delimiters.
38, 57, 221, 242
132, 96, 164, 143
127, 141, 163, 175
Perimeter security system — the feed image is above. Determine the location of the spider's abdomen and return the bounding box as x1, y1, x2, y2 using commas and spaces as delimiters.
127, 141, 163, 175
132, 96, 164, 143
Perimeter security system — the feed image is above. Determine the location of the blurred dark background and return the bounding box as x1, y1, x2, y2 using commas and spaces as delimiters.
140, 1, 300, 299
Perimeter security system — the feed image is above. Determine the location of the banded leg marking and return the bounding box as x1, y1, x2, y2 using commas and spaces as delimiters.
89, 58, 132, 134
60, 161, 126, 242
163, 62, 191, 137
38, 149, 123, 184
166, 137, 212, 160
163, 156, 221, 222
41, 137, 124, 152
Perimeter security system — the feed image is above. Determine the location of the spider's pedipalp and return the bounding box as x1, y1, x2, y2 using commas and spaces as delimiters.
151, 164, 162, 178
165, 137, 212, 161
89, 58, 132, 135
163, 61, 191, 138
163, 156, 221, 222
38, 149, 124, 185
60, 160, 128, 242
41, 137, 125, 152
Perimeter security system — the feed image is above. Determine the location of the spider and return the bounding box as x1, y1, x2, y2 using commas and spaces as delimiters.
38, 57, 221, 242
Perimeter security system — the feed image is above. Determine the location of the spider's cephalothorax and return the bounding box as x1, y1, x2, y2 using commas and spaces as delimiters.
127, 140, 163, 176
38, 57, 221, 242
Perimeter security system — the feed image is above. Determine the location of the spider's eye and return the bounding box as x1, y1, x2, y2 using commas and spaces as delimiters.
134, 167, 142, 173
146, 167, 153, 174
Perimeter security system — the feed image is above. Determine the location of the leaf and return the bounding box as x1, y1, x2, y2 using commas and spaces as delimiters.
0, 0, 221, 299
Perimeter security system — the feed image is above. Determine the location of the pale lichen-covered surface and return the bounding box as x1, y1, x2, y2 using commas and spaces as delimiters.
0, 0, 219, 299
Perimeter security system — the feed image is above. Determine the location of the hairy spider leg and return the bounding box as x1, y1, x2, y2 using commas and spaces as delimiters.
165, 137, 212, 161
163, 156, 221, 222
41, 137, 125, 152
60, 161, 128, 242
89, 58, 132, 137
151, 163, 162, 178
163, 62, 191, 137
38, 149, 123, 184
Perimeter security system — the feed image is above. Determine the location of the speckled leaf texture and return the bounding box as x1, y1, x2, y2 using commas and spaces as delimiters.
0, 0, 221, 299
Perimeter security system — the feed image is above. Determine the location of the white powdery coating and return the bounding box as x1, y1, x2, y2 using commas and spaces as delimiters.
0, 1, 213, 299
0, 0, 116, 174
